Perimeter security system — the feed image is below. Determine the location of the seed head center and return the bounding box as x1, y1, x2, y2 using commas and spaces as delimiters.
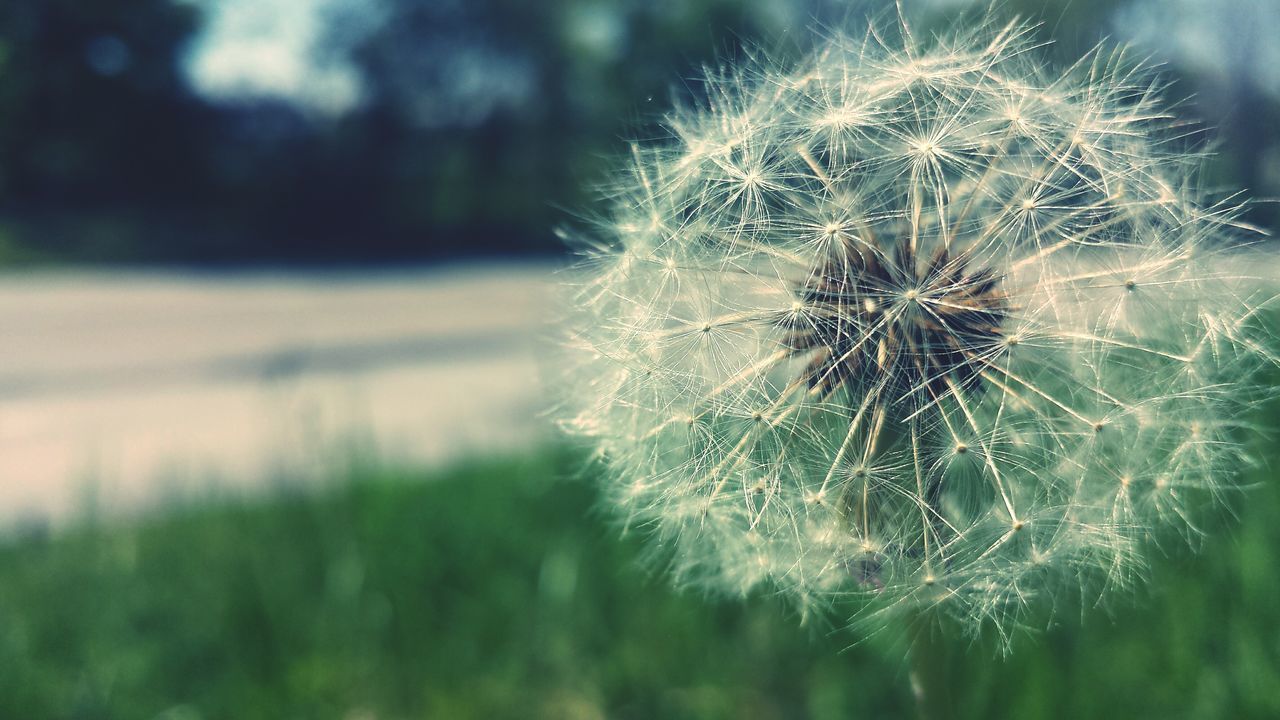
787, 235, 1008, 401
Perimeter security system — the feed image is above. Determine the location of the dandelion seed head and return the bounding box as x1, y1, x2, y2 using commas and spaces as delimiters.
557, 14, 1277, 642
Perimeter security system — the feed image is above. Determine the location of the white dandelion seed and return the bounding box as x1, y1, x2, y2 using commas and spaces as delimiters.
556, 15, 1278, 641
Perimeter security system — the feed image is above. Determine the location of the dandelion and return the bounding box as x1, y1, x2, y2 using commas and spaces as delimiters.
557, 14, 1277, 643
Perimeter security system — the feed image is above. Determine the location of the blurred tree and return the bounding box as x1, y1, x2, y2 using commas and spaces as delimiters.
2, 0, 816, 262
0, 0, 1269, 264
328, 0, 823, 258
0, 0, 218, 259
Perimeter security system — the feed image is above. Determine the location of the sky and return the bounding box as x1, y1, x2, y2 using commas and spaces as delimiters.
180, 0, 378, 116
179, 0, 542, 129
1117, 0, 1280, 99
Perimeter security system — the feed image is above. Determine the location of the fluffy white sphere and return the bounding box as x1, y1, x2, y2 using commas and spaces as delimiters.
558, 16, 1276, 638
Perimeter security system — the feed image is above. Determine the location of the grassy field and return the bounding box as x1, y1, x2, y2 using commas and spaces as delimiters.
0, 436, 1278, 719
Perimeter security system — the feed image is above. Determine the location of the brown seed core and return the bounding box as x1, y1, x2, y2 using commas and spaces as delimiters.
787, 234, 1009, 403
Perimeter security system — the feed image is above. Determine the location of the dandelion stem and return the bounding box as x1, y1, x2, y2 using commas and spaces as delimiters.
908, 610, 951, 720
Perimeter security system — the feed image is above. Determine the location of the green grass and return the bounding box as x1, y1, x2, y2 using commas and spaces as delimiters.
0, 443, 1278, 719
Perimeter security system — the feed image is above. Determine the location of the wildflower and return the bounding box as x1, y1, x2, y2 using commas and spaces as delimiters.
558, 15, 1277, 639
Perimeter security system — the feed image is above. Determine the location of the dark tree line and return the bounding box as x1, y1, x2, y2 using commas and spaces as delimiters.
0, 0, 815, 263
0, 0, 1273, 264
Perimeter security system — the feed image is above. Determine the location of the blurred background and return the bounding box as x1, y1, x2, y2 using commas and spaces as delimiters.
0, 0, 1278, 718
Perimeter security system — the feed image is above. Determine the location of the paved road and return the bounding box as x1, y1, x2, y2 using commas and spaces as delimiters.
0, 263, 558, 528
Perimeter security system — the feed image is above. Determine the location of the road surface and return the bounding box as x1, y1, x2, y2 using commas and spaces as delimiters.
0, 263, 558, 528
